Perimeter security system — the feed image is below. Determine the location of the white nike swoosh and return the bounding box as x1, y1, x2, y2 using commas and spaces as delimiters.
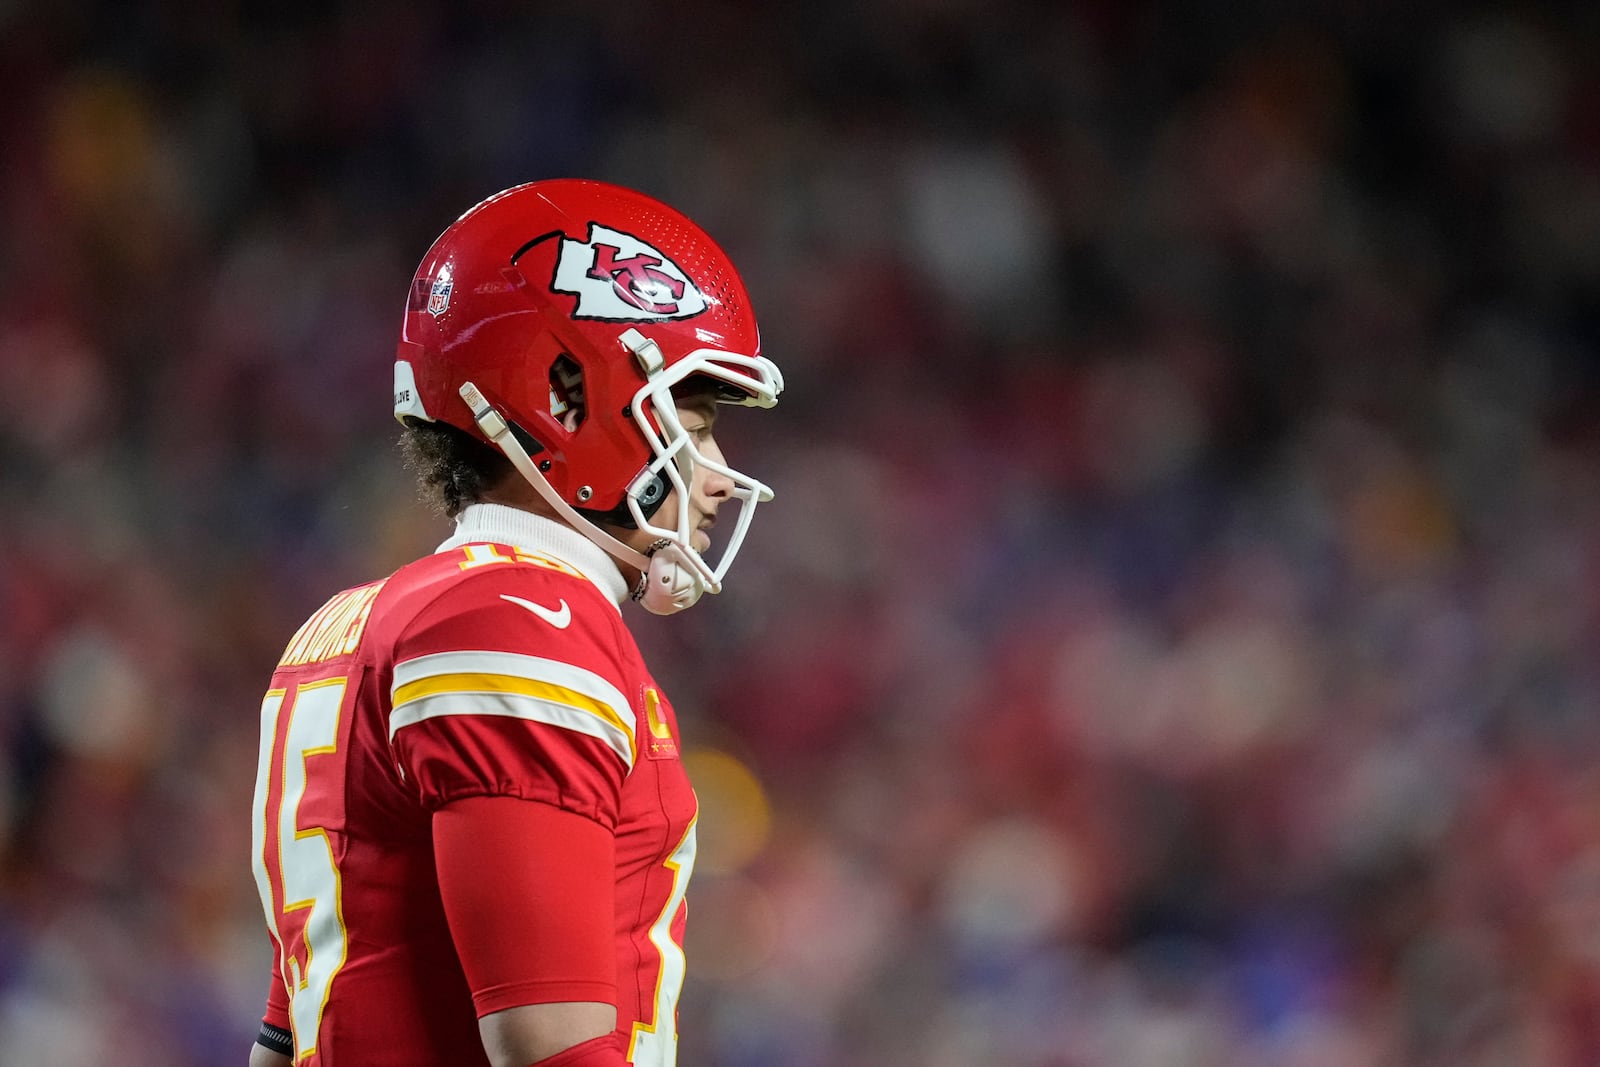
500, 594, 572, 629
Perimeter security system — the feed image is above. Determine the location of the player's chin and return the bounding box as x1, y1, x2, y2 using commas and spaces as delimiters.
691, 529, 712, 553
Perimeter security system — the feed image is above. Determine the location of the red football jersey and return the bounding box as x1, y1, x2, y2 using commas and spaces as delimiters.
251, 507, 697, 1066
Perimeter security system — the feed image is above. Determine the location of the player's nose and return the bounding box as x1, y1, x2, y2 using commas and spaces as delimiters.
702, 465, 734, 502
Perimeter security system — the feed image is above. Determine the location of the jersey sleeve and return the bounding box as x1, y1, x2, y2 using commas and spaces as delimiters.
434, 796, 618, 1015
387, 568, 637, 827
263, 959, 290, 1030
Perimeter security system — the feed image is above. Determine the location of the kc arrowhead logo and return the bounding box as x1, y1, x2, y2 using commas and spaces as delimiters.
551, 223, 708, 322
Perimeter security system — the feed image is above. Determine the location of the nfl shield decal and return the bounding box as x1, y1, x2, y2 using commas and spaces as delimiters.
551, 223, 708, 321
427, 268, 453, 317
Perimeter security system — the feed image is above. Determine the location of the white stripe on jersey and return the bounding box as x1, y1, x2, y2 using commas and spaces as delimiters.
390, 650, 637, 768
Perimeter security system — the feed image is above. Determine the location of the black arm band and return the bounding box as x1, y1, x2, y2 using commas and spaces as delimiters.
256, 1021, 294, 1057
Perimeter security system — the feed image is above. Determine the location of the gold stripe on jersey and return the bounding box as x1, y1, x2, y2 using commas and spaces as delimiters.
279, 583, 386, 668
390, 650, 637, 768
394, 673, 634, 753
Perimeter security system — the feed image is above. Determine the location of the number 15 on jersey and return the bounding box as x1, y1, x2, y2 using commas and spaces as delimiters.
251, 678, 352, 1061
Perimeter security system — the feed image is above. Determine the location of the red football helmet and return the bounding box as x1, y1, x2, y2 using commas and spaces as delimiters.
394, 180, 783, 613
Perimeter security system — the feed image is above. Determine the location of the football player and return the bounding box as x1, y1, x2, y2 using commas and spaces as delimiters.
248, 180, 783, 1067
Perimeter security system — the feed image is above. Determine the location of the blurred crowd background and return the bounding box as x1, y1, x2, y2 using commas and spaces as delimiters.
2, 1, 1599, 1064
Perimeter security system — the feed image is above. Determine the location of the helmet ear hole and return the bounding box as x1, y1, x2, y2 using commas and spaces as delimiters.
549, 353, 586, 431
637, 475, 666, 509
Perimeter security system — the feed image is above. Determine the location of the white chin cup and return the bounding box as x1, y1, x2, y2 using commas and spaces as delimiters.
637, 543, 706, 616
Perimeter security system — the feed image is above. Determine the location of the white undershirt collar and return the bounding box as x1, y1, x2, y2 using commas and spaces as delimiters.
436, 502, 631, 608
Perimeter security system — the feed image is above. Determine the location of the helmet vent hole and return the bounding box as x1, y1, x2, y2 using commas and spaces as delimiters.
549, 354, 586, 431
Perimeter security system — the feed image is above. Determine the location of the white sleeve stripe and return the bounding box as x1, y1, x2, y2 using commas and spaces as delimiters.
388, 690, 635, 768
392, 650, 634, 731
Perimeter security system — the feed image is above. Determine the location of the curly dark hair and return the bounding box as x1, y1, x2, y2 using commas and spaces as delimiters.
397, 419, 513, 518
397, 376, 722, 519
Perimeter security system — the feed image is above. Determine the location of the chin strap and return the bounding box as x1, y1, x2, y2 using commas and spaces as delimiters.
637, 539, 705, 614
458, 382, 706, 615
